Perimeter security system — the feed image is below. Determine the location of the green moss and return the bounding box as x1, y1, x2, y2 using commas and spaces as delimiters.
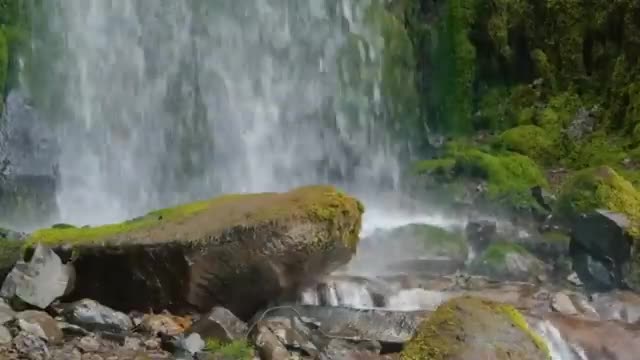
555, 166, 640, 222
496, 303, 550, 357
204, 339, 254, 360
401, 296, 550, 359
454, 149, 548, 208
541, 231, 571, 246
565, 133, 628, 169
413, 158, 456, 176
0, 239, 23, 271
498, 125, 555, 164
531, 49, 556, 89
479, 242, 528, 267
27, 186, 364, 250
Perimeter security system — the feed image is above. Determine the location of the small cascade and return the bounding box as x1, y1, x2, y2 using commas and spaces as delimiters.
299, 278, 377, 308
534, 320, 588, 360
385, 288, 452, 311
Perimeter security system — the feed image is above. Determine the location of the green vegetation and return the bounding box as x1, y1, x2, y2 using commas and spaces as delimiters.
401, 296, 550, 359
555, 166, 640, 222
414, 145, 547, 210
27, 185, 364, 249
204, 339, 254, 360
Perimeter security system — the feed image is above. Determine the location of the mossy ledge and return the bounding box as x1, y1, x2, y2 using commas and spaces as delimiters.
28, 185, 364, 251
401, 296, 550, 360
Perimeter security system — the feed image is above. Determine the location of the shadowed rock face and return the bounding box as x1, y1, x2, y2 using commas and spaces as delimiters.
26, 186, 363, 319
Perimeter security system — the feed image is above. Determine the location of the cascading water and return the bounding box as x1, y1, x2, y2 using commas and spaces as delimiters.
32, 0, 410, 225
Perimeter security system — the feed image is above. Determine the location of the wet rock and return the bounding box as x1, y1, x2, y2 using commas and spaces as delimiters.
251, 323, 289, 360
590, 291, 640, 324
465, 220, 497, 254
531, 185, 555, 213
13, 331, 51, 360
28, 186, 362, 319
0, 244, 74, 309
566, 107, 597, 141
402, 296, 549, 359
0, 298, 15, 324
187, 307, 247, 342
471, 243, 546, 281
61, 299, 133, 333
140, 314, 189, 337
17, 310, 63, 343
544, 312, 640, 360
569, 210, 632, 291
551, 293, 578, 316
260, 305, 429, 344
0, 324, 11, 344
321, 339, 382, 360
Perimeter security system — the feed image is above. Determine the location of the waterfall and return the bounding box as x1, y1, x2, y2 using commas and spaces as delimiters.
31, 0, 415, 225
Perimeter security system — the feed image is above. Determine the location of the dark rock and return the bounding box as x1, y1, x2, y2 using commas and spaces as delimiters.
16, 310, 63, 344
61, 299, 133, 334
0, 244, 74, 309
531, 185, 555, 213
465, 220, 497, 254
12, 331, 51, 360
569, 210, 632, 290
32, 186, 362, 320
186, 307, 247, 342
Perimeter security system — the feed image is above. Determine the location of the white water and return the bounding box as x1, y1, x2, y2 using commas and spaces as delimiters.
34, 0, 404, 225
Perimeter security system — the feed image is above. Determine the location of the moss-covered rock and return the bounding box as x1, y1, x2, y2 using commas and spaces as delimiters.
470, 242, 545, 281
498, 125, 555, 164
28, 186, 364, 319
413, 146, 548, 211
401, 296, 549, 360
555, 166, 640, 221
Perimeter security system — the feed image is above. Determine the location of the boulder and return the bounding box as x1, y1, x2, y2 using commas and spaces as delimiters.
60, 299, 133, 334
402, 296, 549, 359
16, 310, 63, 344
0, 244, 74, 309
26, 186, 363, 319
251, 323, 289, 360
570, 210, 633, 290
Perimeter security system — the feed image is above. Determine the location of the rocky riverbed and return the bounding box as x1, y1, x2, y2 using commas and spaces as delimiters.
0, 186, 637, 359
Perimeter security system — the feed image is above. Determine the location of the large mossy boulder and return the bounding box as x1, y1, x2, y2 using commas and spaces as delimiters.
401, 296, 550, 360
556, 166, 640, 290
26, 185, 363, 319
